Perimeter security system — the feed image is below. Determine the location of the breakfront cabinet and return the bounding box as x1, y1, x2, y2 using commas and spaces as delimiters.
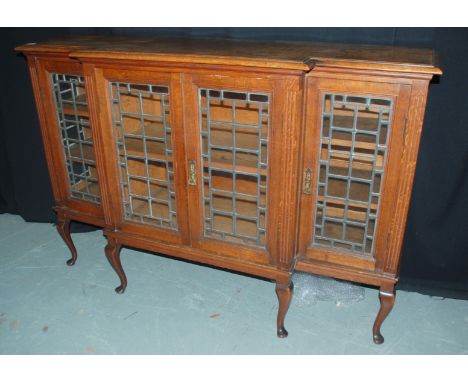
17, 36, 441, 344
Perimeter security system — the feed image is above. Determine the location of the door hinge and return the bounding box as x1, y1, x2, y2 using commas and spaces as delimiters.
188, 160, 197, 186
303, 168, 313, 195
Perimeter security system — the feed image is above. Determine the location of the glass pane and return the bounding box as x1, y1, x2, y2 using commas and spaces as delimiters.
110, 82, 177, 230
199, 88, 269, 248
312, 93, 393, 256
52, 73, 101, 203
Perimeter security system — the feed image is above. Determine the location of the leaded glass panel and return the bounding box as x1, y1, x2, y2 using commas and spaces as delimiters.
312, 94, 393, 256
199, 89, 269, 248
110, 82, 177, 229
52, 73, 100, 203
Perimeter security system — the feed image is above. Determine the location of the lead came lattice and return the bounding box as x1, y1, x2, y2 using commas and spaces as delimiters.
312, 94, 393, 256
52, 73, 101, 203
110, 82, 177, 229
199, 89, 270, 248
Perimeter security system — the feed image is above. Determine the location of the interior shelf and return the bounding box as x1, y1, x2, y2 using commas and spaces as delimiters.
68, 142, 96, 165
203, 152, 266, 176
122, 128, 267, 176
330, 111, 387, 131
61, 94, 89, 117
317, 195, 377, 210
204, 192, 263, 245
323, 137, 378, 151
74, 179, 100, 194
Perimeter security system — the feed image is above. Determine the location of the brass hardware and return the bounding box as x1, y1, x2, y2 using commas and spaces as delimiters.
188, 160, 197, 185
303, 168, 313, 195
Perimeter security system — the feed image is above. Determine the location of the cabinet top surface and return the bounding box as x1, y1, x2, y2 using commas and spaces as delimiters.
16, 35, 442, 75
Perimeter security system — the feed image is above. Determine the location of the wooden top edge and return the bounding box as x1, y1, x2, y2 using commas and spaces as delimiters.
67, 50, 310, 71
15, 35, 442, 75
312, 58, 443, 75
15, 43, 76, 54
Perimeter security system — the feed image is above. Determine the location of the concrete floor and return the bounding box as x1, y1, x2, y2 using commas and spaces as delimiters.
0, 213, 467, 354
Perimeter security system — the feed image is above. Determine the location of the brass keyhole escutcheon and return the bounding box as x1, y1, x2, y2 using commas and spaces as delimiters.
303, 168, 313, 195
188, 160, 197, 186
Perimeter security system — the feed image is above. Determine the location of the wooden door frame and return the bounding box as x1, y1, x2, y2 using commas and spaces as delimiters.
34, 56, 103, 220
182, 72, 303, 269
297, 70, 414, 275
85, 63, 190, 246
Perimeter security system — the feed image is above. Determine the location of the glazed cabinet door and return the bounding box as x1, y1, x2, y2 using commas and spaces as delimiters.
298, 74, 411, 272
183, 73, 302, 268
88, 66, 190, 245
35, 58, 103, 220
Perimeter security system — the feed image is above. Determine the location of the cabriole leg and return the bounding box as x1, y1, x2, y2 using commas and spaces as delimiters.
275, 281, 293, 338
372, 284, 396, 344
56, 216, 77, 266
104, 237, 126, 294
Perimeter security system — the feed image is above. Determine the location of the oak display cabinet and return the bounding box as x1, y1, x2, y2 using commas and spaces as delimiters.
17, 36, 441, 344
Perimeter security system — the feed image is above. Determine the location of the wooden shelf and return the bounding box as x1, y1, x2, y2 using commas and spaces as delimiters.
323, 150, 384, 171
320, 127, 386, 171
204, 151, 266, 176
123, 129, 267, 177
131, 198, 171, 221
124, 138, 169, 163
74, 179, 100, 195
323, 137, 378, 151
328, 156, 378, 172
317, 161, 380, 223
62, 93, 89, 117
68, 142, 96, 165
322, 203, 367, 221
318, 196, 377, 222
206, 193, 263, 245
209, 172, 266, 201
326, 109, 389, 133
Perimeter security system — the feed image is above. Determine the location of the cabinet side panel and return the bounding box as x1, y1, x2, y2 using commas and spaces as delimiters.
26, 56, 65, 203
383, 79, 430, 274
